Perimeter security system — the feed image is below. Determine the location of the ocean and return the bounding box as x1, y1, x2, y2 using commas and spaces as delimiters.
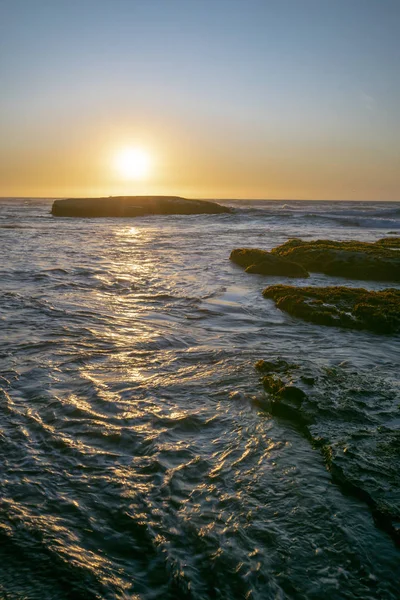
0, 198, 399, 599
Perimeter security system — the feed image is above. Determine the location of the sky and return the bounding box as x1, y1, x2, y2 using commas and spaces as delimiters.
1, 0, 399, 200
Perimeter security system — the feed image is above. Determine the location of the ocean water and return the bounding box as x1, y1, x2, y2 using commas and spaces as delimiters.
0, 198, 399, 599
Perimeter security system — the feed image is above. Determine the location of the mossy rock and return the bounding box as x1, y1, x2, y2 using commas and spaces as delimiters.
254, 359, 400, 545
260, 375, 309, 426
279, 385, 307, 404
261, 375, 306, 405
230, 248, 309, 278
263, 285, 400, 334
261, 374, 285, 395
375, 237, 400, 248
255, 358, 298, 375
270, 238, 400, 282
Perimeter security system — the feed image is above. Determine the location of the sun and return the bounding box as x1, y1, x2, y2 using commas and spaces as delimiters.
114, 147, 151, 180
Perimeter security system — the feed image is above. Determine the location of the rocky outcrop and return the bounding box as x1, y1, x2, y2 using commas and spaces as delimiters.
263, 285, 400, 334
255, 361, 310, 429
271, 238, 400, 282
254, 358, 400, 546
230, 248, 309, 277
51, 196, 232, 218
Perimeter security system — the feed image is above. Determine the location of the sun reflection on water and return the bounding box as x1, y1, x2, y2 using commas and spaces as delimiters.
115, 226, 140, 237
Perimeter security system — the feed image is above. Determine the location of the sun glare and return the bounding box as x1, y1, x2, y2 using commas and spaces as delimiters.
114, 147, 151, 180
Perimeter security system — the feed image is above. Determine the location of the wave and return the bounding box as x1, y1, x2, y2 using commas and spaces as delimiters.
299, 212, 400, 229
313, 215, 400, 229
233, 205, 400, 229
0, 224, 36, 229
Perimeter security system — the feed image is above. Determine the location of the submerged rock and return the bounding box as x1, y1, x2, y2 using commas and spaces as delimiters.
279, 384, 307, 403
261, 374, 285, 395
263, 285, 400, 334
255, 359, 400, 546
300, 375, 315, 386
51, 196, 232, 218
230, 248, 309, 277
257, 363, 310, 429
255, 358, 298, 375
375, 237, 400, 248
271, 237, 400, 282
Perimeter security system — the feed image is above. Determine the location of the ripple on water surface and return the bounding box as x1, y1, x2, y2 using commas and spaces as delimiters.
0, 199, 399, 599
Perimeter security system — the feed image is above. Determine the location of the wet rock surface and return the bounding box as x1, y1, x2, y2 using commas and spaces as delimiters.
263, 285, 400, 334
52, 196, 232, 218
270, 237, 400, 282
255, 361, 313, 432
230, 248, 309, 277
255, 358, 400, 546
255, 358, 298, 375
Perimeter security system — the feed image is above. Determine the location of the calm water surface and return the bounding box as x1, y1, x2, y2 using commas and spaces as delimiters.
0, 198, 399, 599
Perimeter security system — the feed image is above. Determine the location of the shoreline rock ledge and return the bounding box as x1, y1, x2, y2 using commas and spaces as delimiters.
51, 196, 232, 218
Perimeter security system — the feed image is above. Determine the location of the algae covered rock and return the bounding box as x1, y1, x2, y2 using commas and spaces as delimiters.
256, 363, 309, 428
279, 384, 307, 403
263, 284, 400, 334
255, 358, 309, 419
375, 237, 400, 248
261, 375, 306, 406
254, 360, 400, 545
270, 238, 400, 282
261, 374, 285, 395
255, 358, 298, 375
230, 248, 309, 278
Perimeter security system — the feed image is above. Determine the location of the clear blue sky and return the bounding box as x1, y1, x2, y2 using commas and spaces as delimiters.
1, 0, 399, 199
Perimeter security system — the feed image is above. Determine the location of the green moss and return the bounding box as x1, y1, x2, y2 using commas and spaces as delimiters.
263, 285, 400, 334
270, 238, 400, 282
230, 248, 309, 278
261, 374, 285, 395
375, 237, 400, 248
255, 358, 298, 374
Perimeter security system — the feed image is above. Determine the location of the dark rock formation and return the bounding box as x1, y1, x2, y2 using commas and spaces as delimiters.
261, 374, 285, 395
230, 248, 309, 278
271, 238, 400, 282
263, 285, 400, 334
255, 358, 298, 375
51, 196, 232, 218
279, 384, 307, 403
254, 359, 309, 425
254, 358, 400, 546
375, 237, 400, 248
257, 367, 310, 430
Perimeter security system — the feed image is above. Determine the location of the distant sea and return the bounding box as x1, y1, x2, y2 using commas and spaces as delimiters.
1, 198, 399, 599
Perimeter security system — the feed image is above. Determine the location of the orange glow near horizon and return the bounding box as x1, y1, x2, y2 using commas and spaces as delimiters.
1, 127, 399, 201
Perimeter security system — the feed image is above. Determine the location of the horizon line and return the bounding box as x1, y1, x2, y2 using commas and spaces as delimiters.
1, 196, 399, 203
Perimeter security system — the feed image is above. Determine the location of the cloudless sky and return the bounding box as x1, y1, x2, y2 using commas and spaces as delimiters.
1, 0, 399, 199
